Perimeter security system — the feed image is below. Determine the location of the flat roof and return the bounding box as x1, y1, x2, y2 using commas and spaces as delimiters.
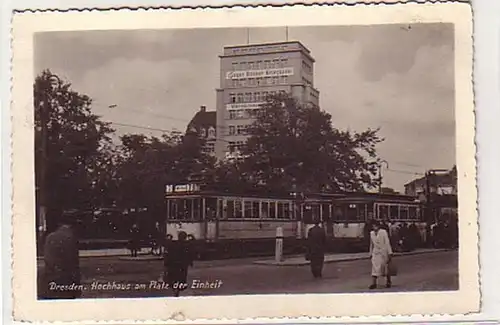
220, 40, 315, 62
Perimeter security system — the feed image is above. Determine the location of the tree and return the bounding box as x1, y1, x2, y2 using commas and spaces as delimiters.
113, 129, 215, 226
241, 93, 383, 193
34, 70, 115, 231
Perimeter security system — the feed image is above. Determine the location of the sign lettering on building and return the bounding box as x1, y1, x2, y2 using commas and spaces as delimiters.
226, 68, 294, 80
226, 102, 265, 111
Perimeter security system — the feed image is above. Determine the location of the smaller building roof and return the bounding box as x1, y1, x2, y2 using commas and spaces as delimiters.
186, 106, 216, 132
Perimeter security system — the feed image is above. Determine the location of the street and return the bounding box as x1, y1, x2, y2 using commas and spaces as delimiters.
42, 250, 458, 299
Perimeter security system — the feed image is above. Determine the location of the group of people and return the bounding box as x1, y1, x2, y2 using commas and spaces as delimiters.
40, 213, 195, 299
306, 219, 395, 289
128, 222, 165, 257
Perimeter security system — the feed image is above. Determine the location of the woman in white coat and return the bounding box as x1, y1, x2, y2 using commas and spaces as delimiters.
369, 220, 393, 289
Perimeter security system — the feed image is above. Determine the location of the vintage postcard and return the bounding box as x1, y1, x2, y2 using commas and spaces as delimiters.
11, 1, 477, 322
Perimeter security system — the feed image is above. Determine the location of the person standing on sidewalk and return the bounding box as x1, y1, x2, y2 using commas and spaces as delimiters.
306, 219, 327, 279
129, 224, 140, 257
369, 220, 393, 289
41, 210, 81, 299
163, 231, 194, 297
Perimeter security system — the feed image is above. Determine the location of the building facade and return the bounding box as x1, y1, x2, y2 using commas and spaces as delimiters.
186, 106, 217, 155
214, 41, 320, 160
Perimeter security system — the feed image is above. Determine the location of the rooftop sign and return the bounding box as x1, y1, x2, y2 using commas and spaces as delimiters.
226, 68, 294, 80
165, 184, 201, 195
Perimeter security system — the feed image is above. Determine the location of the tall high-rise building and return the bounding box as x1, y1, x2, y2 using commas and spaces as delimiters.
215, 41, 320, 160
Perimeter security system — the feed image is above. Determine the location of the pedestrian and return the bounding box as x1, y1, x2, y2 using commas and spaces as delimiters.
41, 210, 81, 299
129, 224, 140, 257
306, 218, 327, 279
369, 220, 393, 289
163, 231, 194, 297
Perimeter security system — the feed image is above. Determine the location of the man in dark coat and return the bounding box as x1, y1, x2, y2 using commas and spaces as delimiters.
306, 219, 327, 279
41, 211, 81, 299
163, 231, 194, 297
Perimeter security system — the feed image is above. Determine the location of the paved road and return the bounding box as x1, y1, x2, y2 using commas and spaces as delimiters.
60, 250, 458, 298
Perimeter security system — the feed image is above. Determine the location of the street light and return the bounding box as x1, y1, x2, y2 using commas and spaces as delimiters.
378, 160, 389, 193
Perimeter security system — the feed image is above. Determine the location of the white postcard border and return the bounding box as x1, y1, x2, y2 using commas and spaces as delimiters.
11, 3, 477, 322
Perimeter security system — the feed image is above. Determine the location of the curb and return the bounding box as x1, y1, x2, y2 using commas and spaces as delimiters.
253, 249, 452, 266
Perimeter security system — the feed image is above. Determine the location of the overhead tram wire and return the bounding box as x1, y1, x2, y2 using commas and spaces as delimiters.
109, 121, 233, 144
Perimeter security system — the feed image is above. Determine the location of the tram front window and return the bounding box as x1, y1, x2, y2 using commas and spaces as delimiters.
303, 204, 320, 224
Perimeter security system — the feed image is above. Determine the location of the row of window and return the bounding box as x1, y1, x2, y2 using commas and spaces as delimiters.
231, 58, 289, 71
202, 142, 215, 153
228, 125, 251, 136
228, 141, 245, 153
229, 90, 286, 104
228, 109, 263, 120
302, 61, 313, 75
227, 76, 289, 88
166, 198, 424, 222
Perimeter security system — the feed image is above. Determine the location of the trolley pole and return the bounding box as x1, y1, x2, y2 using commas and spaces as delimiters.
275, 226, 284, 262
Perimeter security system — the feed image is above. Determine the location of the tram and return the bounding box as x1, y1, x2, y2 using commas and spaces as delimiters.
164, 183, 427, 257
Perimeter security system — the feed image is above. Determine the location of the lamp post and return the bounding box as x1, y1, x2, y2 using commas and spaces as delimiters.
38, 74, 61, 249
378, 160, 389, 193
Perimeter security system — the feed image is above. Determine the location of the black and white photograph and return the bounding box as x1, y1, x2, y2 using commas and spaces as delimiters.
11, 3, 477, 322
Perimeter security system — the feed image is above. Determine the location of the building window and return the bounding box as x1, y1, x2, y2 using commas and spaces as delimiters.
229, 126, 236, 135
230, 93, 236, 103
264, 60, 271, 69
245, 93, 252, 102
272, 77, 279, 85
248, 62, 255, 70
248, 78, 256, 86
280, 76, 288, 84
281, 58, 288, 67
236, 125, 245, 135
229, 142, 236, 152
232, 62, 238, 71
256, 61, 262, 69
263, 91, 269, 99
256, 78, 263, 86
272, 59, 279, 68
237, 93, 244, 103
208, 127, 216, 139
240, 62, 247, 70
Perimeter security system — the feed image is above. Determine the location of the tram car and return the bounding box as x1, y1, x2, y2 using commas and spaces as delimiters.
164, 183, 427, 258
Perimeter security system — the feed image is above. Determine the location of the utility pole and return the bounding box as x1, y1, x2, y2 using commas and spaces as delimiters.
38, 74, 61, 251
378, 160, 389, 193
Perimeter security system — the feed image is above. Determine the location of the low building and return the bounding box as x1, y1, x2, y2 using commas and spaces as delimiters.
186, 106, 217, 155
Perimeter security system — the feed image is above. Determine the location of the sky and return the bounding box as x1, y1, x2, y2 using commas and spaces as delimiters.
34, 23, 455, 192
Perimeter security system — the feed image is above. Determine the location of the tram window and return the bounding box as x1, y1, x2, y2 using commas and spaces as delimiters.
226, 200, 235, 218
269, 202, 277, 219
400, 206, 409, 220
234, 200, 243, 218
346, 204, 358, 221
218, 199, 224, 219
252, 201, 260, 218
244, 200, 253, 218
277, 202, 286, 219
261, 202, 269, 218
409, 207, 417, 220
378, 205, 388, 220
390, 205, 399, 220
283, 202, 292, 219
358, 204, 366, 221
193, 198, 201, 220
333, 206, 344, 222
205, 198, 217, 220
321, 204, 330, 221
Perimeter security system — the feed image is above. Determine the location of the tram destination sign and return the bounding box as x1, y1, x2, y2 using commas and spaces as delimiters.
165, 183, 201, 195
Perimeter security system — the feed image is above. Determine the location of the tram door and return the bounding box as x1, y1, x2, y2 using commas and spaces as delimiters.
204, 197, 218, 241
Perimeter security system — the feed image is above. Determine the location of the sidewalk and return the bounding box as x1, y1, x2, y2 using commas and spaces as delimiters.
253, 248, 451, 266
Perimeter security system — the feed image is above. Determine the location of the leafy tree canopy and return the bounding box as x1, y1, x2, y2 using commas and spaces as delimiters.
239, 93, 384, 193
